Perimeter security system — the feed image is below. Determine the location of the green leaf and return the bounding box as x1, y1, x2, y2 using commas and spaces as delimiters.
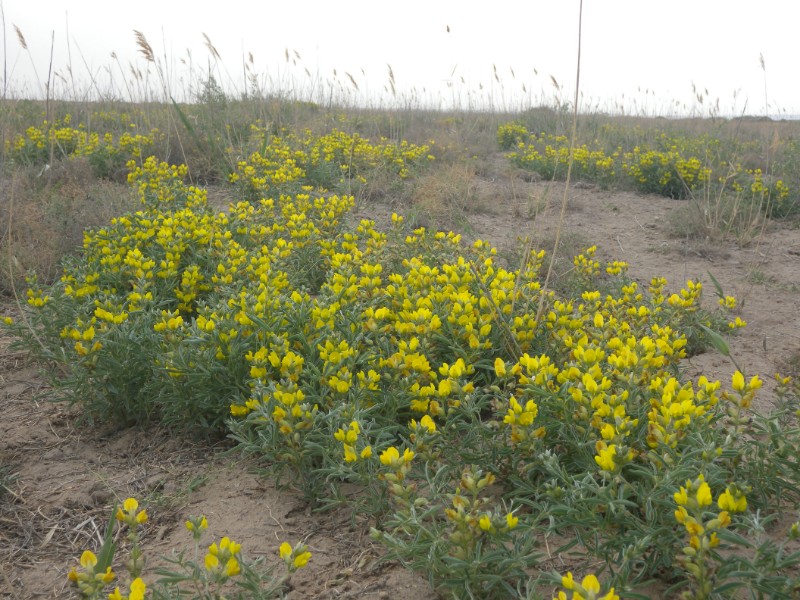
170, 97, 202, 150
707, 270, 725, 299
95, 502, 118, 572
698, 323, 730, 357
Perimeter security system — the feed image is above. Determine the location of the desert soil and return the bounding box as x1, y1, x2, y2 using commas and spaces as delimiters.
1, 163, 799, 599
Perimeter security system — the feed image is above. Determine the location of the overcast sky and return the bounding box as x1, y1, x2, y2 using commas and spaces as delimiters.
3, 1, 799, 116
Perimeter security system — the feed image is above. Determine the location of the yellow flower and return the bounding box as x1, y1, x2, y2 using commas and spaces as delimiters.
343, 444, 357, 463
99, 567, 115, 584
582, 573, 601, 593
130, 578, 146, 600
718, 487, 747, 512
728, 316, 747, 329
732, 371, 745, 392
225, 557, 241, 577
280, 541, 312, 571
80, 550, 98, 570
279, 542, 292, 560
205, 553, 220, 571
505, 512, 519, 529
674, 506, 689, 524
494, 357, 507, 378
116, 497, 147, 525
220, 536, 241, 555
112, 578, 146, 600
594, 443, 617, 472
717, 511, 731, 528
380, 446, 399, 466
562, 572, 575, 589
479, 514, 493, 531
379, 445, 414, 469
360, 446, 372, 459
293, 549, 312, 569
411, 414, 437, 434
696, 481, 712, 507
421, 415, 436, 432
230, 404, 249, 417
185, 515, 209, 533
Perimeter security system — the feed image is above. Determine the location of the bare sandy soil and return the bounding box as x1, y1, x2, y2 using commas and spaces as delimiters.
1, 164, 798, 599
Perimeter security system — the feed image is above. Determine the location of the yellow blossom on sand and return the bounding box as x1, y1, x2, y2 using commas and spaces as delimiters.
279, 542, 292, 560
732, 371, 745, 392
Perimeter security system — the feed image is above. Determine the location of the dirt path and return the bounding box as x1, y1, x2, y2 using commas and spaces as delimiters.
1, 165, 798, 599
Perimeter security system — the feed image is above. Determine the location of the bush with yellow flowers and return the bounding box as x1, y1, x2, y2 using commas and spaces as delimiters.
229, 125, 434, 200
497, 122, 530, 151
501, 122, 799, 212
6, 113, 161, 178
506, 130, 619, 189
6, 134, 800, 597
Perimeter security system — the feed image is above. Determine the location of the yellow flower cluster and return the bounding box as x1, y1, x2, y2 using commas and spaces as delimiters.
723, 370, 762, 432
68, 497, 305, 600
34, 158, 743, 480
231, 126, 434, 198
443, 468, 519, 559
204, 536, 242, 579
334, 420, 373, 462
506, 131, 619, 188
279, 541, 312, 572
6, 113, 160, 168
501, 122, 797, 204
116, 497, 148, 526
673, 474, 748, 592
621, 146, 711, 198
108, 577, 146, 600
497, 122, 530, 150
67, 549, 116, 597
126, 157, 198, 208
554, 572, 618, 600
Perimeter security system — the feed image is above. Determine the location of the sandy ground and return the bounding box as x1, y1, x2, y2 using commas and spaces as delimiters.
1, 164, 798, 599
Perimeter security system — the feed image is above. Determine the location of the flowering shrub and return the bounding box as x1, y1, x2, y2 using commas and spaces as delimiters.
506, 130, 619, 188
502, 122, 797, 207
6, 113, 161, 177
229, 125, 434, 199
497, 123, 529, 150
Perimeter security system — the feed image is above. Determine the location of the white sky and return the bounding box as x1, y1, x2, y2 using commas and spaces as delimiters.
3, 0, 799, 116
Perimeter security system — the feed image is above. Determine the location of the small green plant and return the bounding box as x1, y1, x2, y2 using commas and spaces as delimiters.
67, 497, 310, 600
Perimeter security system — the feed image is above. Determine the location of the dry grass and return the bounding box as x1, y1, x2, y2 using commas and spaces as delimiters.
0, 159, 137, 293
410, 163, 477, 226
668, 188, 771, 246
